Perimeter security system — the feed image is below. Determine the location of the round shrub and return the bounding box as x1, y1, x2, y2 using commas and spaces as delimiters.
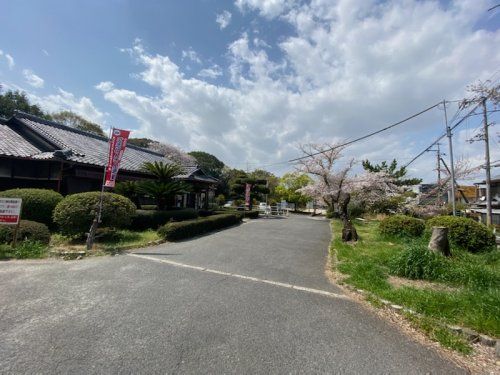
0, 188, 63, 226
426, 215, 495, 253
0, 220, 50, 245
53, 192, 136, 236
379, 215, 425, 238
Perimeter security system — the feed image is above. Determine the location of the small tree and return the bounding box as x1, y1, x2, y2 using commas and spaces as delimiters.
297, 143, 399, 241
51, 111, 105, 136
138, 161, 189, 210
275, 172, 312, 210
362, 159, 421, 186
0, 90, 51, 119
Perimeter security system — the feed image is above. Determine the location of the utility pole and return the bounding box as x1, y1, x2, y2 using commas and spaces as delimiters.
436, 143, 442, 205
482, 97, 492, 226
444, 100, 456, 216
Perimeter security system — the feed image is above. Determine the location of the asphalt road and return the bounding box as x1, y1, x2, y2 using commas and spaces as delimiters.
0, 215, 465, 374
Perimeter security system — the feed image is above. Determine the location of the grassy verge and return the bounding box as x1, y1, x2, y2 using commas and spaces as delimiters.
51, 229, 161, 253
331, 219, 500, 353
0, 241, 49, 260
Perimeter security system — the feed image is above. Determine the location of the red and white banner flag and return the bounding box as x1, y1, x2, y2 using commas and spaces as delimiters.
245, 183, 252, 207
104, 128, 130, 188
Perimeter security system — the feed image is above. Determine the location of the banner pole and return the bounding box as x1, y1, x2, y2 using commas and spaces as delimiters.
86, 127, 113, 251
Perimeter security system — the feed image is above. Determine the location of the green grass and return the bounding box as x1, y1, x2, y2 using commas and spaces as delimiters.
99, 229, 160, 251
331, 219, 500, 351
0, 241, 48, 260
51, 229, 161, 253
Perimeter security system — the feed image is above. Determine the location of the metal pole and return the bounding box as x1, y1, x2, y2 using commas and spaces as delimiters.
444, 100, 456, 216
436, 143, 441, 205
482, 98, 492, 226
86, 127, 113, 250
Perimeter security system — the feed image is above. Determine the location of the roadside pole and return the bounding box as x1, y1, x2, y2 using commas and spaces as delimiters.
12, 201, 22, 248
443, 100, 456, 216
482, 97, 492, 226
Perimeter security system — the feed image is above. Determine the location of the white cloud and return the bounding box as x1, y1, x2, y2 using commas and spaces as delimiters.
23, 69, 44, 88
216, 10, 232, 29
29, 88, 106, 124
198, 65, 223, 79
235, 0, 291, 18
0, 50, 15, 69
181, 47, 202, 64
98, 2, 500, 181
95, 81, 114, 92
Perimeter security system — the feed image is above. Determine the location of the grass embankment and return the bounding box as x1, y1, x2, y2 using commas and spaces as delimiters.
331, 219, 499, 354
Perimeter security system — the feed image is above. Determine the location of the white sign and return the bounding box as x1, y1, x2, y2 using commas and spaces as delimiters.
0, 198, 22, 225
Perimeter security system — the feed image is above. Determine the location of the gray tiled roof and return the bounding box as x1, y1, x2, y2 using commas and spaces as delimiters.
0, 122, 42, 157
1, 113, 217, 183
15, 113, 173, 173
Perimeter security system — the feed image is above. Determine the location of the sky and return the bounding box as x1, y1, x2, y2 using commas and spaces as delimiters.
0, 0, 499, 183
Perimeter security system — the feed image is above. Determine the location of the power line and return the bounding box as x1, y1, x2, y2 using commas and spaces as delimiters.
404, 100, 484, 168
288, 101, 442, 163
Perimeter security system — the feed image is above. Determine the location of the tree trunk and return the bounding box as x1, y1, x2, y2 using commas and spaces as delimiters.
428, 226, 451, 257
338, 192, 358, 242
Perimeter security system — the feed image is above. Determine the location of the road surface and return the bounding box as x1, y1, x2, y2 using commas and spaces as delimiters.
0, 215, 465, 374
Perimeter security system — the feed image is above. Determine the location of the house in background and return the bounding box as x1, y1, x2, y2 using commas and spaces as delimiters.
0, 111, 218, 209
470, 175, 500, 225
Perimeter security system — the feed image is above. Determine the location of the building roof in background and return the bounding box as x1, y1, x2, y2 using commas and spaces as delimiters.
0, 119, 42, 158
0, 112, 217, 183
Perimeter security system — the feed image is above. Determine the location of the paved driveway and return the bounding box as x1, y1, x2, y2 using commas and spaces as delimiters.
0, 215, 465, 374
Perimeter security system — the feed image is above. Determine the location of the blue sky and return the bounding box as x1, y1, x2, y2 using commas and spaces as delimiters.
0, 0, 499, 181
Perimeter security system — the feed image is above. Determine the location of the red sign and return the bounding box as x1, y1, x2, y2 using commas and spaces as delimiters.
104, 128, 130, 188
0, 198, 22, 225
245, 183, 251, 207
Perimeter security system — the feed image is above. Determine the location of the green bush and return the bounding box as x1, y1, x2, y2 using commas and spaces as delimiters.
130, 209, 199, 230
389, 242, 447, 280
348, 202, 365, 218
0, 220, 51, 245
379, 215, 425, 238
53, 192, 136, 236
215, 209, 259, 219
0, 243, 13, 259
158, 213, 241, 241
0, 188, 63, 226
426, 216, 495, 253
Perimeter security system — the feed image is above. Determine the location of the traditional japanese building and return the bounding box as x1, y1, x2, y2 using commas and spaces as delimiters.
0, 111, 217, 209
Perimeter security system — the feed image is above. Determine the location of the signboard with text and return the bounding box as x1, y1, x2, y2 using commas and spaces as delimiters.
0, 198, 22, 225
104, 128, 131, 188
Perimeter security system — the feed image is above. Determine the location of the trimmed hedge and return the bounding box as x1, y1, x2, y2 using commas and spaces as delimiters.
215, 209, 260, 219
130, 209, 199, 230
379, 215, 425, 238
0, 220, 50, 245
0, 188, 63, 226
158, 213, 241, 241
53, 192, 136, 236
426, 215, 496, 253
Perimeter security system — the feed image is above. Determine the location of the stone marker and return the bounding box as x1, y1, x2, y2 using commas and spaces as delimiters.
428, 226, 451, 257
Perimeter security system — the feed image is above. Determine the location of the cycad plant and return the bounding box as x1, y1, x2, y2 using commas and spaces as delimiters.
138, 161, 189, 210
114, 181, 141, 208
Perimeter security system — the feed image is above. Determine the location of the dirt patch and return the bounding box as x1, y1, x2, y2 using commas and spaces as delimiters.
388, 275, 461, 293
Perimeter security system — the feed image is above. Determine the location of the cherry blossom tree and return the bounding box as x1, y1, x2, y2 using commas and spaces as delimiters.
148, 141, 196, 165
296, 143, 400, 241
